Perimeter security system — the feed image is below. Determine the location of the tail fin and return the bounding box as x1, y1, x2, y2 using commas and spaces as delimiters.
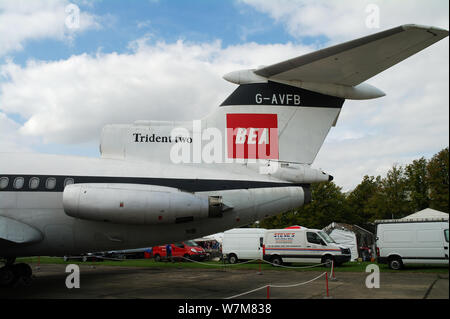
99, 84, 341, 165
209, 81, 344, 164
100, 25, 448, 167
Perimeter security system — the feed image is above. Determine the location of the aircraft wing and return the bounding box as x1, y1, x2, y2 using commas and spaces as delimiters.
0, 216, 43, 245
254, 24, 449, 86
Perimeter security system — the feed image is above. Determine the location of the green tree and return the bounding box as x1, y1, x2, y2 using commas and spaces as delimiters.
379, 164, 410, 219
259, 209, 297, 229
285, 182, 347, 229
405, 157, 430, 212
346, 175, 381, 224
262, 182, 348, 229
363, 165, 410, 220
427, 147, 449, 213
260, 147, 449, 228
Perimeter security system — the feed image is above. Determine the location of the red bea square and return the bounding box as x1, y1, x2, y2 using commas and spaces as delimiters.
226, 113, 278, 159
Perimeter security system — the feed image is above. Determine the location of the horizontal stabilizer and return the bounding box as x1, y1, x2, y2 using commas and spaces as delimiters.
254, 24, 448, 87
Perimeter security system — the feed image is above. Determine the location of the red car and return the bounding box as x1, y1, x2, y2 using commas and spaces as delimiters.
152, 241, 207, 262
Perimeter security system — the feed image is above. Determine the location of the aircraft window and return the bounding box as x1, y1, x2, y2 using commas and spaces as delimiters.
46, 178, 57, 190
13, 177, 25, 189
29, 177, 40, 189
64, 178, 74, 188
0, 177, 9, 189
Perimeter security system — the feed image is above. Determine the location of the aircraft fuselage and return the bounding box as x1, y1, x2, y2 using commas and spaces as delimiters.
0, 153, 306, 257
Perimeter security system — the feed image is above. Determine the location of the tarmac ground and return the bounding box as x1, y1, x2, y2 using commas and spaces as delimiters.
0, 263, 448, 299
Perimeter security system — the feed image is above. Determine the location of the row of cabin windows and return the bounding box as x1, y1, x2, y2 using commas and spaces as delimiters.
0, 177, 74, 190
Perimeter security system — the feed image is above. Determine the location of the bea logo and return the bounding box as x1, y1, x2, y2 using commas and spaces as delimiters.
226, 113, 278, 159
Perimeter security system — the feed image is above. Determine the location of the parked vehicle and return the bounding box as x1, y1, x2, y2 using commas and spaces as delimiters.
152, 241, 207, 262
63, 252, 104, 262
263, 226, 351, 266
375, 218, 449, 270
222, 228, 266, 263
105, 247, 152, 260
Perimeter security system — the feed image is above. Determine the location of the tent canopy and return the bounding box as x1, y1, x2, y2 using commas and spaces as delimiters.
401, 208, 449, 220
323, 222, 375, 261
195, 232, 224, 244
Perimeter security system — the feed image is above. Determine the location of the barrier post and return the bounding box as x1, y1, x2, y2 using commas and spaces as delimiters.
324, 272, 333, 299
330, 260, 336, 281
257, 259, 262, 275
36, 256, 41, 271
266, 285, 270, 299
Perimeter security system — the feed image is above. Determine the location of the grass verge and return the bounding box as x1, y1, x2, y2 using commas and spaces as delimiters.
16, 256, 449, 274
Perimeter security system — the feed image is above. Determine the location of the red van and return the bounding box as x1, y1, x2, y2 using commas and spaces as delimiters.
152, 241, 207, 262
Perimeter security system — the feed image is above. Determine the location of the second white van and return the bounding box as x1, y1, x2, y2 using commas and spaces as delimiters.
376, 219, 449, 270
222, 228, 266, 263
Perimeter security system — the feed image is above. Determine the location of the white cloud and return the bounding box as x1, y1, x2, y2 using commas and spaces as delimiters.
0, 0, 101, 57
0, 112, 36, 152
240, 0, 449, 42
0, 39, 312, 145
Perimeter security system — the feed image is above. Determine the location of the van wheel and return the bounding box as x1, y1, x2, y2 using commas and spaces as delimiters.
228, 254, 238, 264
322, 255, 334, 267
388, 257, 403, 270
271, 256, 282, 266
154, 254, 161, 262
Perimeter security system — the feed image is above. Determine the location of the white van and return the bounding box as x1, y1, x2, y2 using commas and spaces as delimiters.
262, 227, 351, 266
375, 219, 449, 270
222, 228, 266, 263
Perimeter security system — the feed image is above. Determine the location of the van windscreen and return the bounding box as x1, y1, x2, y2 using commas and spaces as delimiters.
318, 231, 337, 244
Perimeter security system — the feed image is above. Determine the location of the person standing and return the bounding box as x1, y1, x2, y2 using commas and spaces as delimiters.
166, 244, 173, 262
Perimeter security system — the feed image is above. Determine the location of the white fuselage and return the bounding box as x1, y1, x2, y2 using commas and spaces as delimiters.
0, 153, 306, 257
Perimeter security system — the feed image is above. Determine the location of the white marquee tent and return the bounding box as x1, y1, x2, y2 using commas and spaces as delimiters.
401, 208, 449, 221
323, 222, 375, 261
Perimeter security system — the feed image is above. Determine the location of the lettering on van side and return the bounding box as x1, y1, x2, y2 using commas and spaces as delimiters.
273, 232, 296, 244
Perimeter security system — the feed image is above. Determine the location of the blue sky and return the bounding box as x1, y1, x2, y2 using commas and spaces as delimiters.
8, 0, 303, 67
0, 0, 448, 190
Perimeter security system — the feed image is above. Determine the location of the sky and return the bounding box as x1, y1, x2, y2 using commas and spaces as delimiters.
0, 0, 448, 191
